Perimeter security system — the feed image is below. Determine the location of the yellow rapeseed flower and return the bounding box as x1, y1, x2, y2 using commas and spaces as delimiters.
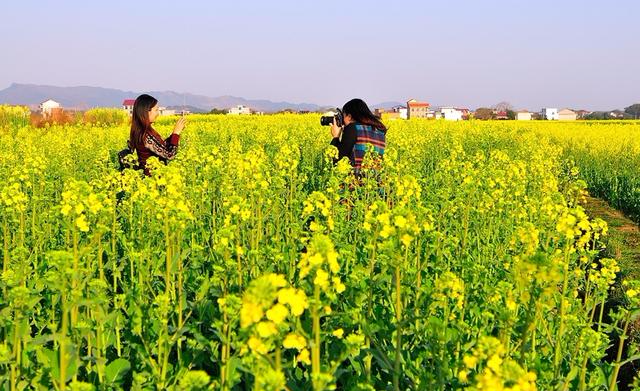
266, 303, 289, 325
297, 348, 311, 365
240, 301, 264, 328
283, 333, 307, 350
314, 269, 330, 289
256, 321, 278, 338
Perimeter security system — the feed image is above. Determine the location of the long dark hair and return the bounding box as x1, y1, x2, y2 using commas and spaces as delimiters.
129, 94, 158, 149
342, 98, 386, 132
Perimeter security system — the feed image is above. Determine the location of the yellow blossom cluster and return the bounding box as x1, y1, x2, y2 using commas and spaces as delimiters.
131, 159, 193, 228
0, 183, 28, 215
555, 207, 592, 247
460, 336, 537, 391
298, 234, 344, 294
239, 273, 310, 363
431, 271, 465, 317
59, 180, 111, 232
510, 223, 540, 257
623, 279, 640, 308
363, 201, 423, 249
302, 191, 334, 233
588, 258, 619, 295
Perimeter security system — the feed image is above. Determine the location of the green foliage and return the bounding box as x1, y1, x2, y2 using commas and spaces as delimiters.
83, 107, 129, 125
0, 105, 30, 128
0, 116, 638, 390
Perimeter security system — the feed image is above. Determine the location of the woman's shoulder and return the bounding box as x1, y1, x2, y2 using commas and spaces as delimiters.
352, 123, 383, 132
146, 128, 163, 139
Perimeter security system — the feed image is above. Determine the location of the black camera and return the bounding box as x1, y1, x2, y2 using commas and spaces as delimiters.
320, 108, 343, 127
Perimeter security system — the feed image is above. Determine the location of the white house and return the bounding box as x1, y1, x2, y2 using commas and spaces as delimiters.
40, 99, 61, 116
541, 108, 559, 120
439, 107, 463, 121
516, 110, 532, 121
392, 105, 408, 119
558, 108, 577, 121
159, 107, 177, 116
228, 105, 252, 115
123, 99, 135, 115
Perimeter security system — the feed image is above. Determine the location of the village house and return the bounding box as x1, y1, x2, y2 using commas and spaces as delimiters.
228, 105, 252, 115
558, 108, 577, 121
376, 105, 407, 120
438, 107, 463, 121
494, 110, 509, 120
159, 107, 177, 116
407, 99, 430, 119
374, 108, 387, 117
40, 99, 61, 116
541, 108, 559, 120
122, 99, 135, 115
375, 108, 398, 119
392, 105, 408, 119
516, 110, 532, 121
456, 107, 470, 120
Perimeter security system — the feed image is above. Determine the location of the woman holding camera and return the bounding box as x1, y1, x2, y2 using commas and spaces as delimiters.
128, 94, 186, 176
329, 98, 386, 174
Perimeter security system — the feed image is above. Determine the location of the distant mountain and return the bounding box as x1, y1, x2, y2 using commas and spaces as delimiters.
165, 105, 210, 114
0, 83, 324, 113
0, 83, 401, 113
371, 101, 405, 109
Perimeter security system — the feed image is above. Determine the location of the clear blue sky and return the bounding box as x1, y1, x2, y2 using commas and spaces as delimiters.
2, 0, 638, 110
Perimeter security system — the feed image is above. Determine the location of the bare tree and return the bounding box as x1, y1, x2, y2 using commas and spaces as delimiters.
493, 101, 514, 112
474, 108, 495, 120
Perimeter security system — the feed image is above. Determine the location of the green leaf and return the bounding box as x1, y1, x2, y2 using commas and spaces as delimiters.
105, 358, 131, 384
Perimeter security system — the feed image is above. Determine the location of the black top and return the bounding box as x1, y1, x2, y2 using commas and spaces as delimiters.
330, 123, 358, 165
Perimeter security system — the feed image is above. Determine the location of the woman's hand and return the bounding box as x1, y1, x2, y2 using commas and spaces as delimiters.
330, 117, 343, 138
173, 116, 187, 135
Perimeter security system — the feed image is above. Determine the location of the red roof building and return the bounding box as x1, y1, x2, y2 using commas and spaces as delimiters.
494, 110, 508, 120
407, 99, 430, 119
123, 99, 135, 115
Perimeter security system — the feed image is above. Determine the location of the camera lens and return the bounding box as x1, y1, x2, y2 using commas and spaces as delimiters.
320, 116, 333, 126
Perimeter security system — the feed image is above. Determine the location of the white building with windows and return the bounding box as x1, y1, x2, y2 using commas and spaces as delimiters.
439, 107, 463, 121
541, 108, 559, 120
228, 105, 252, 115
40, 99, 61, 116
391, 105, 408, 119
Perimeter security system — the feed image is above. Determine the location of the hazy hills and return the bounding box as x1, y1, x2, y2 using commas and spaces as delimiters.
0, 83, 339, 113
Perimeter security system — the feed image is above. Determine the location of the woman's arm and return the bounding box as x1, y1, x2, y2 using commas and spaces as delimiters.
144, 117, 185, 161
144, 132, 180, 160
330, 124, 357, 162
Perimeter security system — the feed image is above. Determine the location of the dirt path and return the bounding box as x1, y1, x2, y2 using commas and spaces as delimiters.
583, 196, 640, 390
583, 195, 640, 281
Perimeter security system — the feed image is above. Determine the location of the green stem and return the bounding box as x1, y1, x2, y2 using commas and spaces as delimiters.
608, 312, 631, 391
165, 221, 172, 296
597, 296, 606, 332
2, 219, 8, 298
312, 283, 321, 390
553, 247, 570, 379
393, 262, 403, 391
71, 228, 78, 325
59, 295, 68, 391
